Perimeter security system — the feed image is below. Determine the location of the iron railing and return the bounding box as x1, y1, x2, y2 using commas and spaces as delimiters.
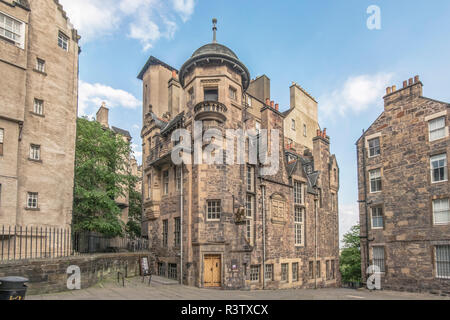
0, 225, 149, 263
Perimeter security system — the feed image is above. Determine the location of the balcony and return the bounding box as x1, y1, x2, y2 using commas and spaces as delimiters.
194, 101, 228, 123
143, 200, 161, 220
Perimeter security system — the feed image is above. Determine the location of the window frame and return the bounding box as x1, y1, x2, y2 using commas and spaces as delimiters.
281, 263, 289, 282
29, 144, 41, 161
229, 86, 237, 100
372, 246, 386, 273
162, 170, 169, 195
428, 116, 446, 142
204, 87, 218, 102
291, 119, 296, 131
369, 168, 382, 193
371, 206, 384, 229
265, 264, 273, 281
432, 198, 450, 225
27, 192, 39, 209
0, 11, 25, 49
368, 137, 381, 158
174, 217, 181, 247
435, 245, 450, 279
0, 128, 4, 156
147, 174, 151, 200
294, 206, 305, 246
250, 265, 260, 282
33, 98, 44, 115
207, 200, 221, 221
292, 262, 299, 282
162, 219, 168, 248
58, 31, 69, 51
430, 154, 448, 184
246, 194, 255, 244
36, 58, 46, 73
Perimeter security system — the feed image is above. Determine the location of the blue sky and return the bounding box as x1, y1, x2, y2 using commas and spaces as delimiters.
60, 0, 450, 240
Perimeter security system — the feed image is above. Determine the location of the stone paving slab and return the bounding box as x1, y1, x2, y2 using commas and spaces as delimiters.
27, 277, 450, 301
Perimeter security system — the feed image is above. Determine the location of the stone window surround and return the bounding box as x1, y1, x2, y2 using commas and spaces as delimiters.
370, 245, 386, 274
431, 196, 450, 226
58, 30, 69, 51
368, 167, 382, 194
429, 153, 448, 184
434, 244, 450, 279
370, 205, 385, 230
425, 111, 448, 142
365, 132, 382, 158
0, 10, 25, 49
206, 199, 221, 221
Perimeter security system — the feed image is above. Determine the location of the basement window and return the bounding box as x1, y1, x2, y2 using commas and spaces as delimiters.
435, 245, 450, 279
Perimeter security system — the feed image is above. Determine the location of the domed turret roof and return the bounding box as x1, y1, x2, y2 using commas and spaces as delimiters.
179, 19, 250, 90
191, 43, 239, 60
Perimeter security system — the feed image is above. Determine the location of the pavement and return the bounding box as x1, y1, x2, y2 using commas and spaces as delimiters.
28, 276, 450, 300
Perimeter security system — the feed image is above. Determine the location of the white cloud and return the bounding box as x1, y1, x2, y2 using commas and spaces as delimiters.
339, 203, 360, 247
78, 80, 141, 116
172, 0, 196, 22
59, 0, 196, 50
131, 143, 143, 161
319, 73, 394, 118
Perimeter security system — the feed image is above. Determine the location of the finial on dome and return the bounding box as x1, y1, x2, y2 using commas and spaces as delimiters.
212, 18, 217, 43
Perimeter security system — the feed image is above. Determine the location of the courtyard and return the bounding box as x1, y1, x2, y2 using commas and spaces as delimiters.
28, 276, 449, 300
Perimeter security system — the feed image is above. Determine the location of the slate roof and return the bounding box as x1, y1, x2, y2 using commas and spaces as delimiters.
111, 126, 131, 138
160, 112, 185, 136
137, 56, 178, 80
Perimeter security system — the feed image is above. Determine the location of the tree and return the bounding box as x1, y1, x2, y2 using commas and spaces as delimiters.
126, 185, 142, 238
73, 118, 134, 237
340, 225, 362, 283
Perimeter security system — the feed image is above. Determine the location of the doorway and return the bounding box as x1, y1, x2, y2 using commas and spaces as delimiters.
204, 255, 221, 287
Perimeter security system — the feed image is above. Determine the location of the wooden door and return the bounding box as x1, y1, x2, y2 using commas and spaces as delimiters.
204, 255, 221, 287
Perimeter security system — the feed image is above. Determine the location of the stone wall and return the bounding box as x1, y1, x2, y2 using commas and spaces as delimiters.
357, 77, 450, 294
0, 252, 154, 295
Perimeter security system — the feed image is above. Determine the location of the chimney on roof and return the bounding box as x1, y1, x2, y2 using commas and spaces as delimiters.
96, 102, 109, 128
275, 103, 279, 111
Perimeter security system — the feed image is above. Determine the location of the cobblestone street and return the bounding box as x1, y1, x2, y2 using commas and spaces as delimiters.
28, 276, 449, 300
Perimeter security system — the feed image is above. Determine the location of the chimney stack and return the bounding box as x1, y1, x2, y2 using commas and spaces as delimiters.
96, 102, 109, 128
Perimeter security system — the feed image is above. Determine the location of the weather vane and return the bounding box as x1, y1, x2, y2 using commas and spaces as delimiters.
212, 18, 217, 43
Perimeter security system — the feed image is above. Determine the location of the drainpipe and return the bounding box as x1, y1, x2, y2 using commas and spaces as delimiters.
180, 165, 184, 285
314, 198, 318, 289
360, 134, 370, 282
261, 184, 266, 290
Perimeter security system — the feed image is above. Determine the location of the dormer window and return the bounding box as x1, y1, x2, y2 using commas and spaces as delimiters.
204, 88, 218, 101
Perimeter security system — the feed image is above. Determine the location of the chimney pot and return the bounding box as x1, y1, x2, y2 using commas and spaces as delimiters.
386, 87, 392, 95
323, 128, 327, 138
392, 85, 397, 92
270, 101, 275, 108
409, 78, 413, 86
172, 70, 177, 79
403, 81, 408, 88
414, 75, 420, 83
266, 98, 270, 106
275, 103, 279, 111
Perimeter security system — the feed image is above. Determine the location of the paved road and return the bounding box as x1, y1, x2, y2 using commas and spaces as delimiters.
28, 276, 449, 300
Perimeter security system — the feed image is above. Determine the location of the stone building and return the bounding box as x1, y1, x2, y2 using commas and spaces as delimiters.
139, 21, 340, 289
95, 104, 140, 225
0, 0, 79, 229
357, 76, 450, 294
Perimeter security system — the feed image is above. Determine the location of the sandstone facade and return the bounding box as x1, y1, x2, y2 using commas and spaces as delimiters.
0, 0, 79, 229
139, 24, 340, 290
357, 76, 450, 294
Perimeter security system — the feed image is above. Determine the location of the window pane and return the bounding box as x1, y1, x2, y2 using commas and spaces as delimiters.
372, 247, 385, 272
433, 199, 450, 224
436, 246, 450, 279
